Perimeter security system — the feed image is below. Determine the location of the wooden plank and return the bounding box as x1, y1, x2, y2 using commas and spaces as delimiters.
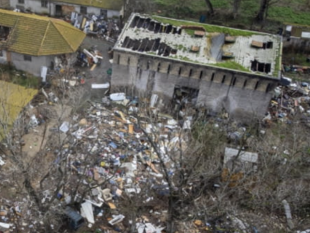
251, 40, 263, 48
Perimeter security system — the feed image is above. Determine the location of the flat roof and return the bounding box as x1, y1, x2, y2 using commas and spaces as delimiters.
114, 14, 282, 78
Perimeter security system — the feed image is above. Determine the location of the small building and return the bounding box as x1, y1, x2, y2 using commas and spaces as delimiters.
112, 13, 282, 120
7, 0, 124, 18
0, 9, 86, 76
283, 24, 310, 54
222, 147, 258, 187
223, 147, 258, 173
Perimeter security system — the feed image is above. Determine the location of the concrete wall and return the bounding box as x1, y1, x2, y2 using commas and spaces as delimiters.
283, 37, 310, 53
107, 10, 120, 18
112, 51, 278, 119
10, 52, 53, 76
10, 0, 49, 13
9, 0, 120, 17
50, 3, 120, 17
0, 0, 10, 8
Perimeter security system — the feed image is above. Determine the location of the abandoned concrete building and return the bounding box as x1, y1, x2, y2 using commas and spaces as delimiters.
112, 13, 282, 119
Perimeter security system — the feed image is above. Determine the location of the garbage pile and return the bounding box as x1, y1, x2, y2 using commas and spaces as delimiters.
3, 81, 308, 232
54, 94, 188, 231
282, 63, 310, 74
70, 12, 120, 42
75, 47, 103, 70
264, 79, 310, 127
5, 91, 193, 232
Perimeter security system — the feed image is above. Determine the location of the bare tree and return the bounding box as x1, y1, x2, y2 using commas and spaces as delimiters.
256, 0, 281, 22
205, 0, 215, 16
232, 0, 242, 19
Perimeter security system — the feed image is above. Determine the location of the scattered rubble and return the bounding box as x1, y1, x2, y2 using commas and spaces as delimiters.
1, 71, 310, 232
70, 12, 120, 42
264, 78, 310, 127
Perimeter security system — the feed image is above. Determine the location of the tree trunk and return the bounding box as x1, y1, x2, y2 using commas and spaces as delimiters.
205, 0, 214, 16
233, 0, 242, 19
256, 0, 269, 22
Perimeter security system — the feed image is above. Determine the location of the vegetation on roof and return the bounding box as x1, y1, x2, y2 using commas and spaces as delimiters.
152, 16, 258, 37
213, 61, 249, 72
0, 9, 86, 56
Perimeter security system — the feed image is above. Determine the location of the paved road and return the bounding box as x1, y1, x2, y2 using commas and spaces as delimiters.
79, 36, 114, 83
78, 36, 116, 101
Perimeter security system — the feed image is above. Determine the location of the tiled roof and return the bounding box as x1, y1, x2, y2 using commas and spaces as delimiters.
0, 9, 86, 56
53, 0, 123, 11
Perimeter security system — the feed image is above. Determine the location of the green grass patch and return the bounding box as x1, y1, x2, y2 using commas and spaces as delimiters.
210, 0, 229, 8
179, 56, 193, 62
273, 38, 282, 77
0, 64, 40, 89
185, 29, 195, 36
177, 44, 187, 51
214, 61, 249, 72
273, 53, 281, 77
288, 53, 310, 66
11, 74, 40, 88
152, 15, 258, 36
268, 6, 310, 25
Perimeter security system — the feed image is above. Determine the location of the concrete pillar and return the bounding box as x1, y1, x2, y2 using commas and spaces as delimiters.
140, 59, 148, 70
256, 80, 270, 92
245, 78, 260, 90
129, 55, 139, 67
113, 52, 120, 64
158, 60, 170, 73
223, 75, 233, 85
119, 53, 129, 66
233, 76, 247, 88
170, 64, 181, 76
180, 65, 191, 78
213, 73, 222, 83
149, 59, 160, 71
191, 69, 201, 79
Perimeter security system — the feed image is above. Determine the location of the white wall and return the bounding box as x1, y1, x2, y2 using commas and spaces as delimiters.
0, 50, 7, 64
10, 0, 50, 14
107, 10, 120, 18
10, 52, 54, 76
9, 0, 121, 17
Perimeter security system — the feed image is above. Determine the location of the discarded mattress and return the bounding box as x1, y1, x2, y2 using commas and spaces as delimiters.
91, 83, 110, 89
110, 93, 126, 101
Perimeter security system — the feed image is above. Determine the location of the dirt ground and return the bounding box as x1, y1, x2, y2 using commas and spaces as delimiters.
22, 104, 72, 159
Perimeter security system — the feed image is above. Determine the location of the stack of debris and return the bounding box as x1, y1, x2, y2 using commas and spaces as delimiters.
5, 79, 308, 232
264, 79, 310, 127
75, 47, 103, 70
29, 92, 191, 232
70, 12, 120, 42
